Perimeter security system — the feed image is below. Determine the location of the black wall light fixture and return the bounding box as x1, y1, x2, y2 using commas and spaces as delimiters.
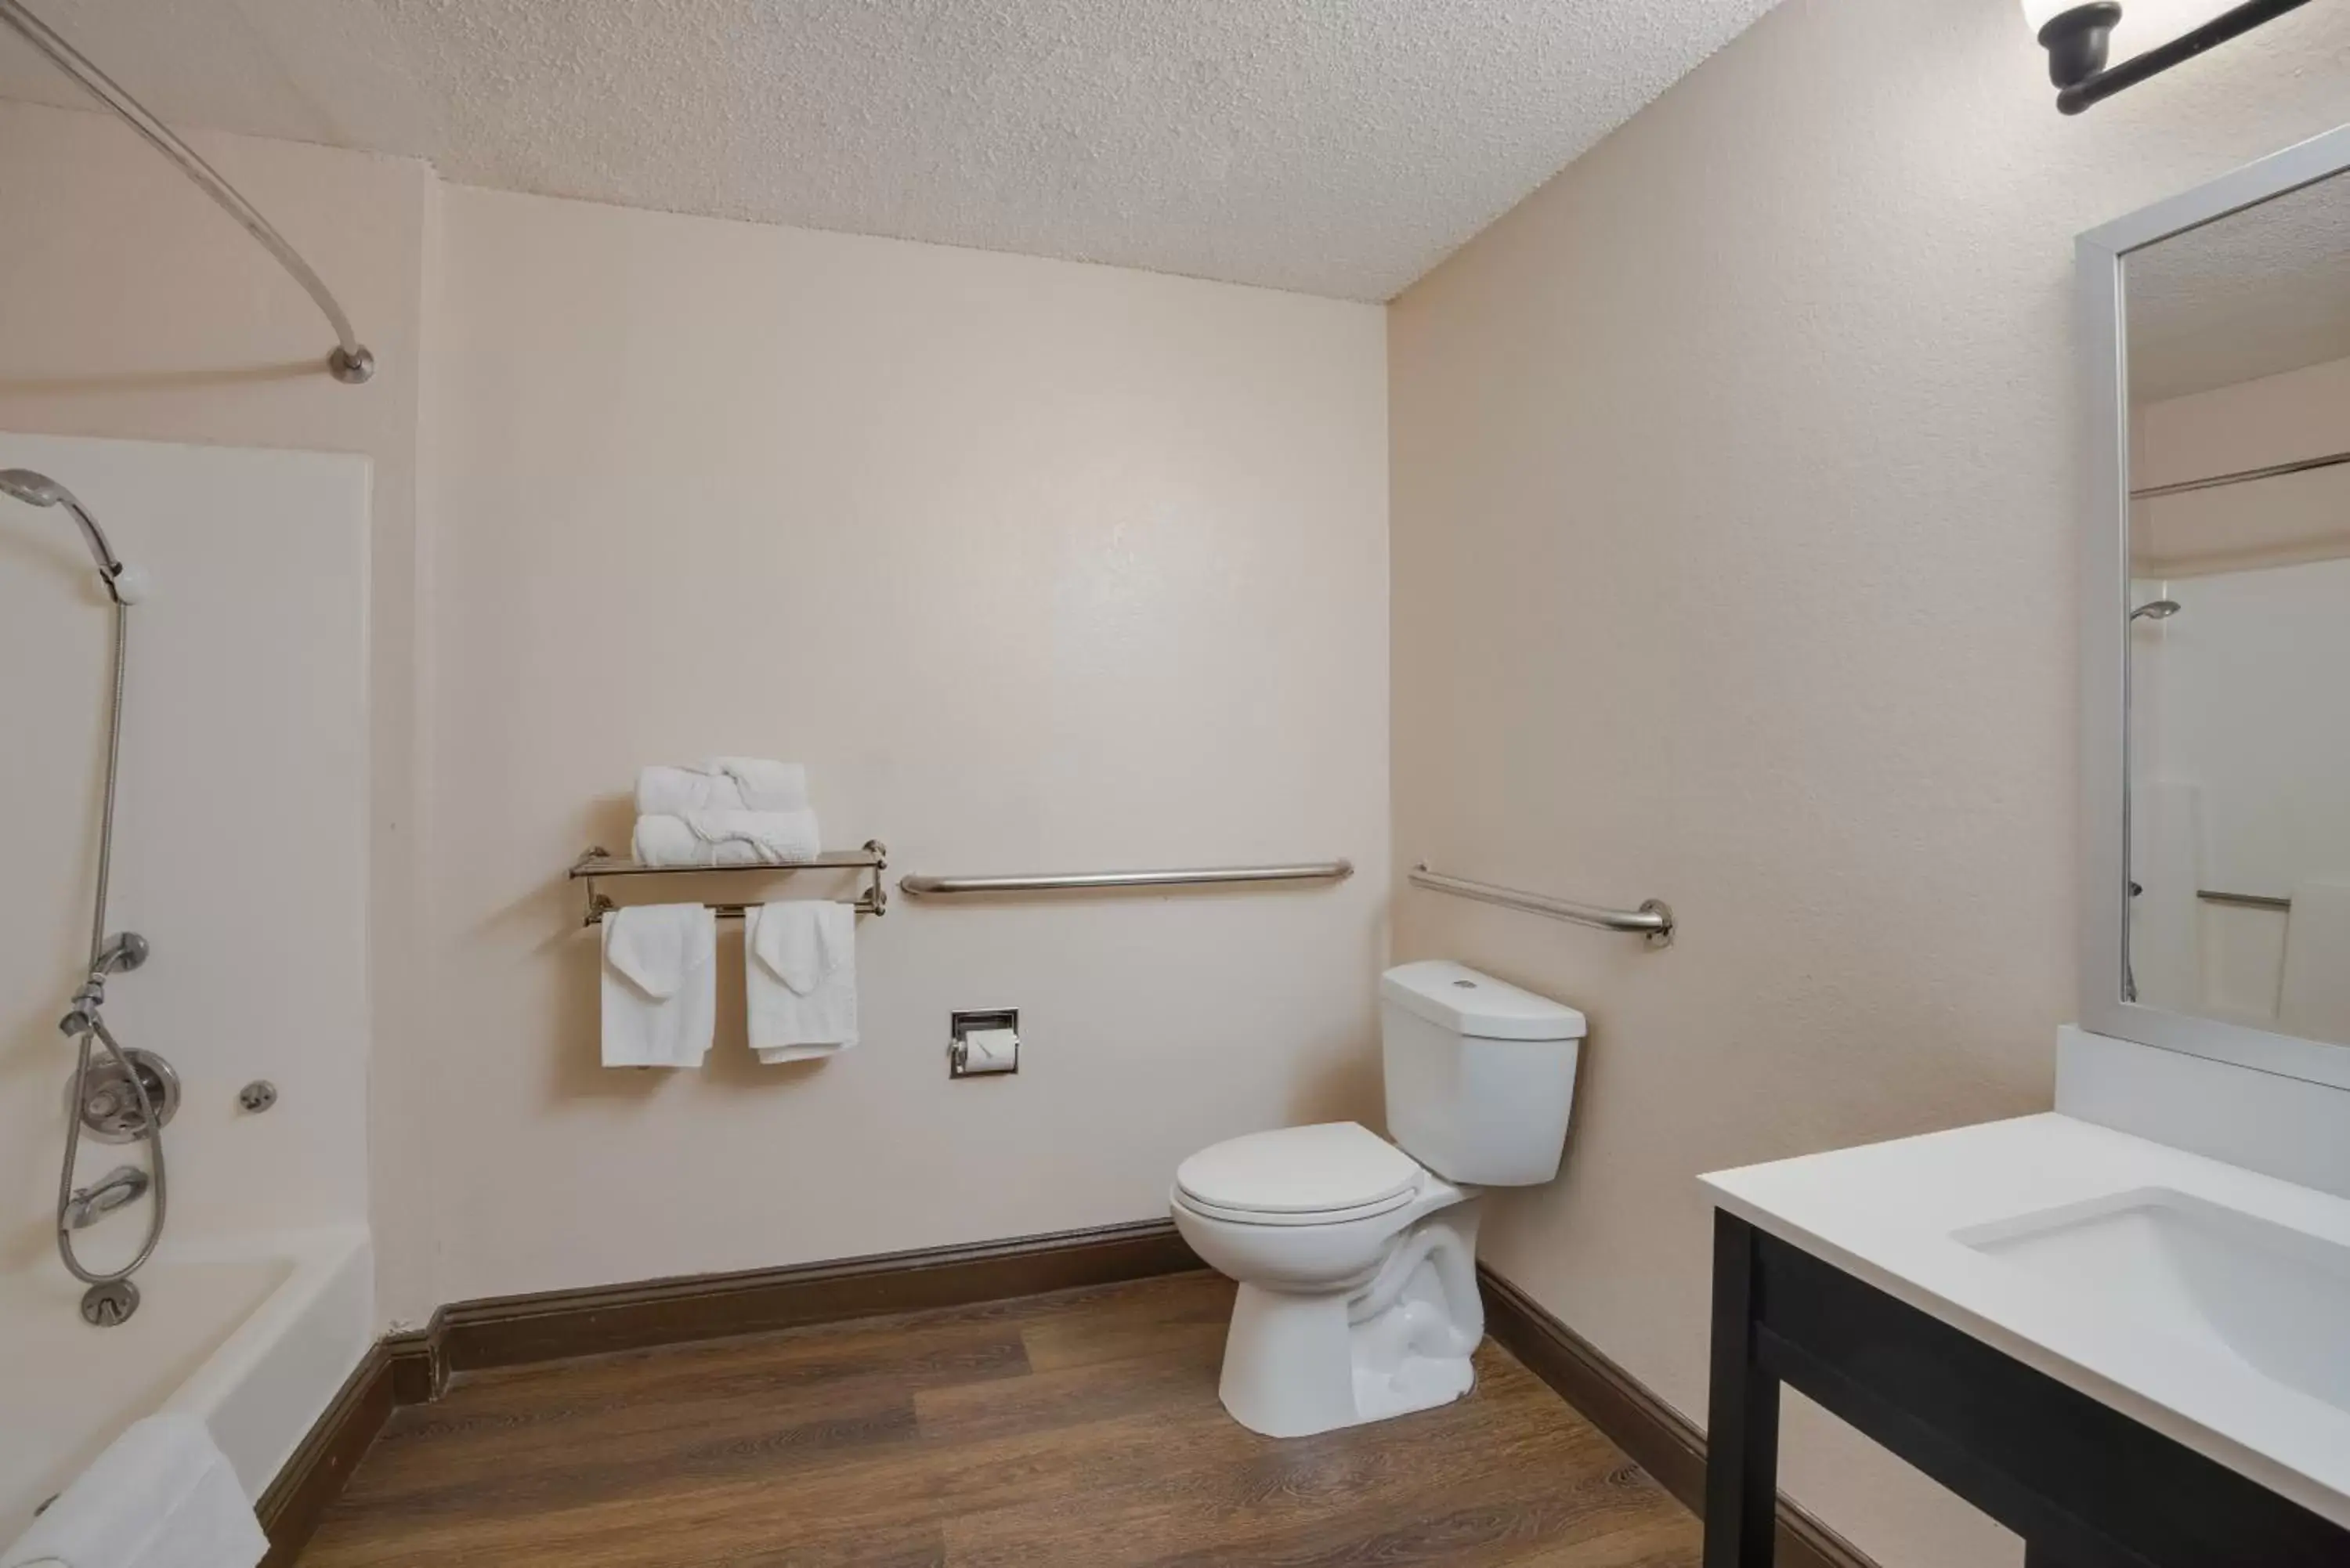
2026, 0, 2316, 113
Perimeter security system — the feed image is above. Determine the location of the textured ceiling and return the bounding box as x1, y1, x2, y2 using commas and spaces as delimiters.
0, 0, 1780, 301
2128, 167, 2350, 403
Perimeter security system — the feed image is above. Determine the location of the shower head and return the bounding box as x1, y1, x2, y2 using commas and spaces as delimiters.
0, 469, 69, 507
0, 468, 134, 604
2130, 598, 2182, 622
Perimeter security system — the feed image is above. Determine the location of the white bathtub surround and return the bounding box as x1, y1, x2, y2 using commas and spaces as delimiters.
635, 760, 809, 817
2280, 883, 2350, 1043
631, 810, 822, 868
747, 901, 857, 1065
0, 1227, 371, 1541
599, 905, 718, 1068
2, 1415, 264, 1568
1703, 1115, 2350, 1530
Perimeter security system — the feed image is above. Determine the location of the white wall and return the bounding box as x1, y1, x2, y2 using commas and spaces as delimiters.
0, 432, 370, 1271
396, 186, 1390, 1318
1386, 2, 2350, 1565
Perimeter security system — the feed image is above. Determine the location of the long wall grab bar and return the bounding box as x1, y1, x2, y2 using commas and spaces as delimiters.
2197, 888, 2292, 912
901, 861, 1353, 898
1409, 863, 1675, 948
0, 0, 375, 385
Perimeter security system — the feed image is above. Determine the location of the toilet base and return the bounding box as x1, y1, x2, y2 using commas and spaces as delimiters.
1213, 1208, 1484, 1439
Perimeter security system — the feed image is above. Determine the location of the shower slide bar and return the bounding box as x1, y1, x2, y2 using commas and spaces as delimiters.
899, 862, 1353, 898
569, 843, 889, 927
1409, 863, 1675, 948
0, 0, 375, 384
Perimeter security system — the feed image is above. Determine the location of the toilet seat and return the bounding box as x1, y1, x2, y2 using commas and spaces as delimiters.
1174, 1122, 1424, 1227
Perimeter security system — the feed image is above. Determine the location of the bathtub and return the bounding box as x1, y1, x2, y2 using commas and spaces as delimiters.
0, 1223, 372, 1539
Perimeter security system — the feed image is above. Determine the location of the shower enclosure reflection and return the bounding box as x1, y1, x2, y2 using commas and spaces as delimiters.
2122, 169, 2350, 1046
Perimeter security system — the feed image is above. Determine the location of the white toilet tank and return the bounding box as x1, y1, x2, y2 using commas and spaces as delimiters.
1379, 960, 1586, 1187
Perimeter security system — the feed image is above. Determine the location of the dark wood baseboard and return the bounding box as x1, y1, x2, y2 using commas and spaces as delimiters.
257, 1218, 1199, 1559
416, 1217, 1200, 1382
1480, 1264, 1878, 1568
253, 1346, 396, 1568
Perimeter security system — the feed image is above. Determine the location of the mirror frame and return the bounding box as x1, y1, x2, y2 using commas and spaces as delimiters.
2078, 121, 2350, 1093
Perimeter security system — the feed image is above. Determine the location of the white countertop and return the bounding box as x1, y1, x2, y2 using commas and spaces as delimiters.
1702, 1113, 2350, 1529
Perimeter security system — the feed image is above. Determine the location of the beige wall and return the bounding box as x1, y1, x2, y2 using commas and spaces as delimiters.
1387, 2, 2350, 1564
0, 99, 436, 1312
2134, 354, 2350, 576
402, 186, 1389, 1318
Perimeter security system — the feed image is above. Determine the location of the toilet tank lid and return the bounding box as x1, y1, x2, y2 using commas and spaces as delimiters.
1380, 961, 1587, 1041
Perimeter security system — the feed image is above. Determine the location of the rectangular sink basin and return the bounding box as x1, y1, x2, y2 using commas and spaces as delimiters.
1958, 1188, 2350, 1416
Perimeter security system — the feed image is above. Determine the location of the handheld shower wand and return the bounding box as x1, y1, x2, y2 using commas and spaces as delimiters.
0, 468, 143, 604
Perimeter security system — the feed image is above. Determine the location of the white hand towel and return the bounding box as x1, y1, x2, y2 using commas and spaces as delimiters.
631, 811, 822, 868
747, 901, 858, 1064
601, 904, 718, 1068
2, 1414, 265, 1568
635, 758, 809, 817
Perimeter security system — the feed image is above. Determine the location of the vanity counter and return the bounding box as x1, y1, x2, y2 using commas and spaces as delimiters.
1701, 1113, 2350, 1563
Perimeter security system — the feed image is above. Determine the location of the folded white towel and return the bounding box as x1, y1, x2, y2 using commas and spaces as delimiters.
601, 904, 718, 1068
631, 810, 822, 868
2, 1414, 265, 1568
635, 758, 810, 817
747, 901, 858, 1064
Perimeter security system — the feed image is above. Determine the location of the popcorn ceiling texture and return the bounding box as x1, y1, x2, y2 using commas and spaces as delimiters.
0, 0, 1779, 299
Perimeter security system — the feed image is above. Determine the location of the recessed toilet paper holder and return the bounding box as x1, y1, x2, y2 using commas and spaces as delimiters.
949, 1010, 1019, 1078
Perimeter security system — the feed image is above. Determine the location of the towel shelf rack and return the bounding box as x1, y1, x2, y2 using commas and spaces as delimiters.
569, 842, 888, 927
1409, 863, 1674, 948
899, 861, 1353, 898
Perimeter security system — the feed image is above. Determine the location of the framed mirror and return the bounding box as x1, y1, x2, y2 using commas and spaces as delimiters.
2081, 125, 2350, 1090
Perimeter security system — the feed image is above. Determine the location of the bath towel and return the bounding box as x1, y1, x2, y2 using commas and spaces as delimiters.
635, 758, 809, 817
632, 810, 822, 868
2, 1414, 266, 1568
601, 903, 718, 1068
747, 901, 858, 1064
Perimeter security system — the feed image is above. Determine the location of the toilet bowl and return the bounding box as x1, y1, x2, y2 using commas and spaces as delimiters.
1171, 962, 1585, 1439
1171, 1122, 1484, 1438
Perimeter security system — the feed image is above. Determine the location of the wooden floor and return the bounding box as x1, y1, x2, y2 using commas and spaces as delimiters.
301, 1272, 1701, 1568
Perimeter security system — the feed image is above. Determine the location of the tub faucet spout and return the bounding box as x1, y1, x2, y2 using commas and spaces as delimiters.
64, 1165, 149, 1229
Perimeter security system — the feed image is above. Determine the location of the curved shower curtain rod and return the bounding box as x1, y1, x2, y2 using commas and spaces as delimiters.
0, 0, 375, 385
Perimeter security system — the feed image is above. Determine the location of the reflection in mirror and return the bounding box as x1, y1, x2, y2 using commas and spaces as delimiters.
2124, 169, 2350, 1046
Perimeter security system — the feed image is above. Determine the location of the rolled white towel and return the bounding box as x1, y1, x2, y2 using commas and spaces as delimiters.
2, 1414, 266, 1568
635, 759, 808, 817
632, 810, 822, 867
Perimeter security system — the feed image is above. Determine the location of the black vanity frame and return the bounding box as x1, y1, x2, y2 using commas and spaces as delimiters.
1703, 1212, 2350, 1568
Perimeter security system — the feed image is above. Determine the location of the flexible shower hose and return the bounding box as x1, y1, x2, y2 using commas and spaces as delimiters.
52, 603, 167, 1287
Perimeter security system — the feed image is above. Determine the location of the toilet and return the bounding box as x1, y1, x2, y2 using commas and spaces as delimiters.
1170, 959, 1585, 1439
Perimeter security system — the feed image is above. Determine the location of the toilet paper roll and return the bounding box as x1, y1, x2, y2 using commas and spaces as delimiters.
960, 1027, 1019, 1075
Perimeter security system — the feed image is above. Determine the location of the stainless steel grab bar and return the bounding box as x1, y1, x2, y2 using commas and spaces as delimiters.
901, 862, 1353, 898
1409, 864, 1674, 948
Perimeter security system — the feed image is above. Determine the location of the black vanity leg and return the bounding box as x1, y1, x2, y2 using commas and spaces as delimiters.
1705, 1211, 1779, 1568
